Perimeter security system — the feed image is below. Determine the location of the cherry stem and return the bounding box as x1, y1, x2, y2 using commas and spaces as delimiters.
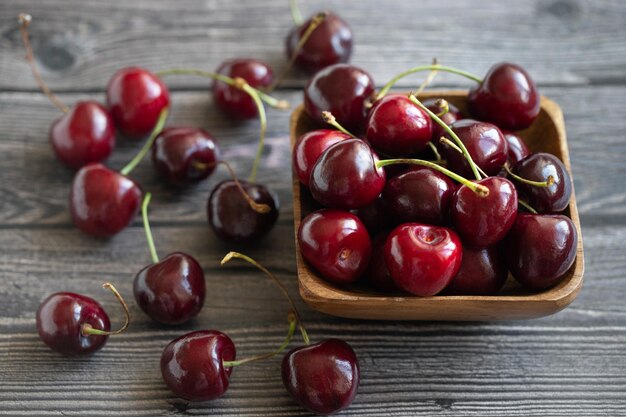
81, 283, 130, 337
377, 159, 489, 197
17, 13, 69, 113
504, 164, 554, 187
439, 137, 489, 178
434, 98, 449, 118
192, 160, 270, 214
518, 199, 538, 214
288, 0, 304, 25
220, 252, 310, 345
427, 142, 442, 162
141, 192, 159, 264
409, 95, 482, 181
222, 311, 298, 368
120, 108, 169, 176
376, 64, 482, 101
321, 111, 356, 138
413, 58, 439, 96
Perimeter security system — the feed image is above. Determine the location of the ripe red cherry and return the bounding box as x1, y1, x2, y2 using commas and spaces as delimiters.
298, 209, 371, 284
444, 119, 508, 178
161, 330, 236, 401
293, 129, 350, 186
365, 94, 433, 156
385, 223, 462, 296
304, 64, 375, 131
207, 180, 279, 243
422, 98, 463, 142
383, 166, 455, 226
309, 139, 385, 209
152, 127, 220, 185
282, 339, 359, 415
70, 163, 142, 237
503, 130, 531, 164
468, 62, 540, 130
445, 245, 508, 295
134, 253, 205, 325
350, 195, 390, 235
364, 230, 398, 292
36, 292, 110, 356
504, 213, 578, 290
50, 101, 115, 169
510, 152, 572, 213
213, 59, 273, 119
106, 67, 169, 138
450, 177, 518, 248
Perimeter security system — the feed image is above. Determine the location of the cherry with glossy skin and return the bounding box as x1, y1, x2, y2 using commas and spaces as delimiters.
293, 129, 350, 186
503, 130, 531, 165
152, 127, 220, 185
445, 245, 508, 295
282, 338, 359, 415
364, 230, 399, 292
365, 94, 433, 156
510, 152, 572, 213
304, 64, 375, 131
298, 209, 371, 284
504, 213, 577, 290
468, 62, 540, 130
350, 195, 390, 235
422, 98, 463, 142
213, 59, 274, 119
161, 330, 236, 401
384, 223, 462, 296
106, 67, 170, 138
309, 138, 385, 209
450, 177, 518, 248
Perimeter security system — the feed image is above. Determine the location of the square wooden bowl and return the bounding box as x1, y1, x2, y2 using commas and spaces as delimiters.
291, 91, 584, 321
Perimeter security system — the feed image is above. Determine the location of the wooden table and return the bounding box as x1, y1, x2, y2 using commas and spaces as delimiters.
1, 1, 625, 415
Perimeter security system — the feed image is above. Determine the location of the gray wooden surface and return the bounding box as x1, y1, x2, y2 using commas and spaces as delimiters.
0, 0, 625, 415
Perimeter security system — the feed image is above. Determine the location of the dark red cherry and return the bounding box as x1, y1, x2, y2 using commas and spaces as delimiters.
213, 59, 273, 119
444, 119, 508, 178
50, 101, 115, 169
70, 163, 142, 237
152, 127, 220, 185
383, 166, 455, 226
309, 139, 385, 209
450, 177, 518, 248
445, 245, 508, 295
350, 195, 390, 235
293, 129, 350, 186
510, 152, 572, 213
304, 64, 375, 131
207, 180, 279, 243
282, 338, 359, 414
503, 130, 531, 164
468, 62, 540, 130
504, 213, 578, 290
365, 94, 433, 156
133, 252, 206, 325
364, 230, 399, 292
36, 292, 110, 356
106, 67, 169, 138
298, 209, 371, 284
384, 223, 462, 296
286, 12, 353, 73
422, 98, 463, 142
161, 330, 236, 401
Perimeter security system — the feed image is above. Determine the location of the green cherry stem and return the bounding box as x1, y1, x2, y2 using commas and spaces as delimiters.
141, 192, 159, 264
413, 58, 439, 96
427, 142, 442, 163
288, 0, 304, 25
518, 199, 538, 214
376, 64, 482, 101
239, 80, 268, 183
434, 98, 450, 118
504, 164, 555, 187
81, 283, 130, 336
321, 111, 356, 138
120, 109, 169, 176
439, 137, 489, 178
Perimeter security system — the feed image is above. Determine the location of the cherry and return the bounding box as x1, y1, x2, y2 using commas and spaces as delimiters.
36, 283, 129, 356
384, 223, 463, 296
304, 64, 375, 131
282, 339, 359, 415
450, 177, 518, 248
106, 67, 170, 138
293, 129, 350, 186
504, 213, 578, 290
350, 195, 390, 235
509, 152, 572, 213
422, 98, 463, 142
383, 166, 455, 226
364, 230, 399, 292
468, 62, 540, 130
213, 59, 274, 119
298, 209, 371, 284
503, 130, 531, 164
161, 330, 236, 401
152, 127, 220, 185
445, 245, 507, 295
309, 138, 385, 209
365, 94, 433, 156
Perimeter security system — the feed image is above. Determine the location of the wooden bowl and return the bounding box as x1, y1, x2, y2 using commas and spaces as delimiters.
291, 91, 584, 321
